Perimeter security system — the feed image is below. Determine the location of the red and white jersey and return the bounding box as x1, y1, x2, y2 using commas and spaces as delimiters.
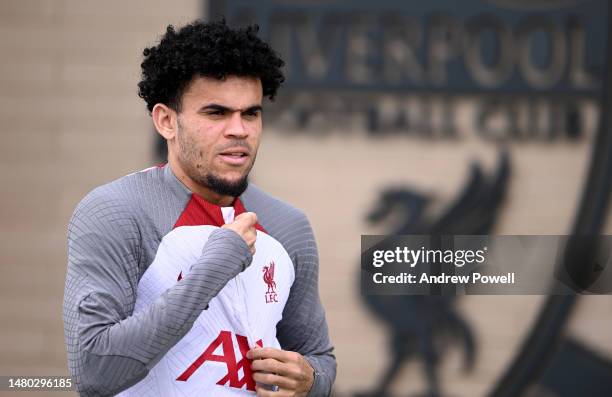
117, 209, 295, 396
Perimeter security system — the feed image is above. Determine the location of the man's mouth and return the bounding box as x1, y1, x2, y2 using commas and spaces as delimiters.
218, 149, 250, 165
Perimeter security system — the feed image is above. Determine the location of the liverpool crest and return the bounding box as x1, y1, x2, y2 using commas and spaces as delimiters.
263, 261, 278, 303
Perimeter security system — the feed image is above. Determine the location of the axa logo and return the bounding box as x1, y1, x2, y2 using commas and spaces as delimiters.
263, 261, 278, 303
176, 330, 263, 391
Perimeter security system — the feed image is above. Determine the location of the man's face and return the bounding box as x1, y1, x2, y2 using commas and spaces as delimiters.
173, 75, 263, 197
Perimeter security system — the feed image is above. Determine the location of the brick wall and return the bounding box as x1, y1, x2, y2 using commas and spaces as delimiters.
1, 2, 611, 397
0, 1, 199, 395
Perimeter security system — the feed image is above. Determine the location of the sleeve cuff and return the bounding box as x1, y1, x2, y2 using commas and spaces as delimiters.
304, 356, 330, 397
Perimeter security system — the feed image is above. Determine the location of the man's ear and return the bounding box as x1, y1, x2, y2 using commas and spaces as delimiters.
151, 103, 177, 140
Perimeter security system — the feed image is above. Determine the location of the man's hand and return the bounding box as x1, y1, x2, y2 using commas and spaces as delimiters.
247, 347, 314, 397
222, 212, 257, 255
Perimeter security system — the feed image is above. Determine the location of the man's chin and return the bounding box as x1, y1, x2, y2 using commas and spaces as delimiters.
204, 173, 249, 198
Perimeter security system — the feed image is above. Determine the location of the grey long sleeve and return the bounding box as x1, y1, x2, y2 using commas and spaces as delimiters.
241, 184, 337, 396
275, 216, 336, 397
63, 189, 252, 396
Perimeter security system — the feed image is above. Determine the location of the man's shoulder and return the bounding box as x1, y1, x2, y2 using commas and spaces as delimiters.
241, 184, 316, 254
72, 166, 166, 221
242, 184, 310, 225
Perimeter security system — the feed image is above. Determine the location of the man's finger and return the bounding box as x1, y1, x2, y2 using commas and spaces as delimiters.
235, 211, 257, 225
255, 386, 291, 397
221, 212, 258, 252
250, 358, 294, 376
252, 371, 296, 390
247, 347, 292, 362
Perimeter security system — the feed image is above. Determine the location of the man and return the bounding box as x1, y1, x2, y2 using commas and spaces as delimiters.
63, 19, 336, 396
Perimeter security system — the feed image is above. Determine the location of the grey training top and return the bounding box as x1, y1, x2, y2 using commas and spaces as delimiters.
63, 164, 336, 396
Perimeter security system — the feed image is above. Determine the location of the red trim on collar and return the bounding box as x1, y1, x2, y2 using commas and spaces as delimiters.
173, 194, 266, 233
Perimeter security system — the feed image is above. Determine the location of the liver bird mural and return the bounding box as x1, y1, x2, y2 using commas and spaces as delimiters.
356, 150, 511, 397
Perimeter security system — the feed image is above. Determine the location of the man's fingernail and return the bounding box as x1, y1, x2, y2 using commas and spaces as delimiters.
246, 350, 253, 359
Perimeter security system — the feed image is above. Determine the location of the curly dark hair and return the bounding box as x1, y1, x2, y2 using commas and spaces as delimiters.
138, 19, 285, 113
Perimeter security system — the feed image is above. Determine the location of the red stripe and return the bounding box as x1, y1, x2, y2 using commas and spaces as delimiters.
174, 194, 267, 233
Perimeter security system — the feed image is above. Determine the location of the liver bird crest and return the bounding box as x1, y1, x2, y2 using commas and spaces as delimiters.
263, 262, 276, 293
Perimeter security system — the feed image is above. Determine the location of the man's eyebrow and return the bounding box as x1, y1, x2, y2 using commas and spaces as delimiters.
199, 104, 263, 113
244, 105, 263, 113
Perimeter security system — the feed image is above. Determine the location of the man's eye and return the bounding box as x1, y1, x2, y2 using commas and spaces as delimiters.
208, 110, 225, 116
243, 110, 260, 118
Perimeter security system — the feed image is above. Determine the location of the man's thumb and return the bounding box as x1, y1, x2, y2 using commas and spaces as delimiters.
235, 211, 257, 225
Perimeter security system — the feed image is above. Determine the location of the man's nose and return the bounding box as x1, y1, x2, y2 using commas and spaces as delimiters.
225, 111, 248, 138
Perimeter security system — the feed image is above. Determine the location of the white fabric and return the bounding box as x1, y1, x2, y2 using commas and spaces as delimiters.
221, 207, 235, 224
117, 225, 295, 396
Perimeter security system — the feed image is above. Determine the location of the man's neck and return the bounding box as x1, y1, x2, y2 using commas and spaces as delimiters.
168, 157, 235, 207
